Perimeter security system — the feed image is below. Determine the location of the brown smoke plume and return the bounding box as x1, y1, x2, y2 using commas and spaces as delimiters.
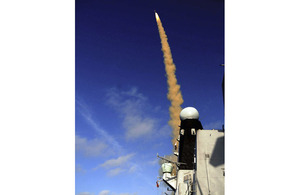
155, 12, 183, 151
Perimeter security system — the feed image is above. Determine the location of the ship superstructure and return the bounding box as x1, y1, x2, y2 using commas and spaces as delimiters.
158, 107, 224, 195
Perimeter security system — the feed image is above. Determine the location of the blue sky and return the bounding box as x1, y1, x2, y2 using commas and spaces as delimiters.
2, 1, 300, 195
76, 0, 223, 194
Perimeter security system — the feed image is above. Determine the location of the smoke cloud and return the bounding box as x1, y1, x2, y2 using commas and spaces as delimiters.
155, 13, 183, 150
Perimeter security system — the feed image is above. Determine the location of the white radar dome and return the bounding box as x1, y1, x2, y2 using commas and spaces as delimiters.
180, 107, 199, 120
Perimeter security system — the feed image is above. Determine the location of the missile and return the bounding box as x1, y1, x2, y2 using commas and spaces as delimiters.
154, 10, 159, 21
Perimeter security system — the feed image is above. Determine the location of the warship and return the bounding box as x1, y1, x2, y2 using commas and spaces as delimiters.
157, 106, 224, 195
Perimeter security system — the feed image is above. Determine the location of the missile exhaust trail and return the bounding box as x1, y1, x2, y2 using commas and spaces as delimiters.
155, 12, 183, 152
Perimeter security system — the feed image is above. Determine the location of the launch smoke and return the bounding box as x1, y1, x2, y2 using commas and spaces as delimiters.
155, 12, 183, 151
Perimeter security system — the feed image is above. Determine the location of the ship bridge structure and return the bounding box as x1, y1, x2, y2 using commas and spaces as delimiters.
160, 107, 224, 195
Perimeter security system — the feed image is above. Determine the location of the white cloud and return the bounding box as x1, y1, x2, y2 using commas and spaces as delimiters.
156, 124, 171, 137
98, 191, 137, 195
75, 135, 107, 157
107, 167, 125, 176
100, 153, 135, 168
98, 190, 110, 195
76, 164, 86, 174
106, 87, 159, 140
76, 98, 123, 154
123, 115, 155, 139
93, 153, 138, 176
128, 164, 138, 173
122, 87, 146, 101
147, 159, 158, 166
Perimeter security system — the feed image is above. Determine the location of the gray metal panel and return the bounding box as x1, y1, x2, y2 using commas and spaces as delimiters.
195, 130, 224, 195
175, 170, 194, 195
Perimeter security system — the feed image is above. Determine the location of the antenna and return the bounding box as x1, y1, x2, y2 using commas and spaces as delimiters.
157, 153, 186, 167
